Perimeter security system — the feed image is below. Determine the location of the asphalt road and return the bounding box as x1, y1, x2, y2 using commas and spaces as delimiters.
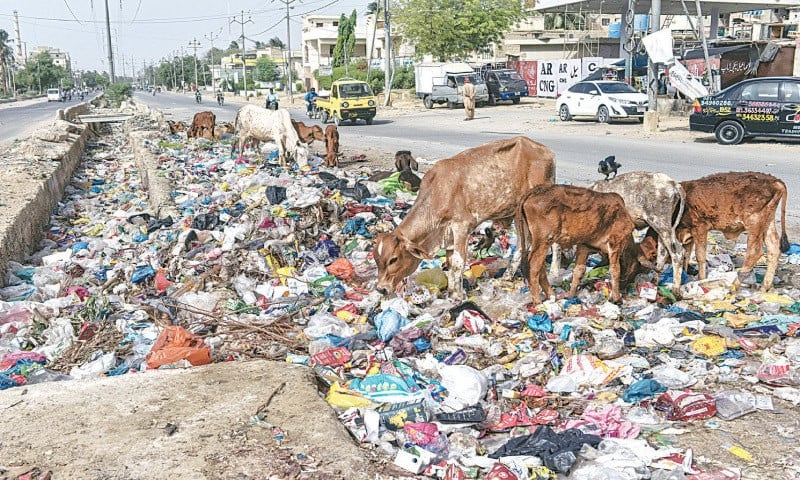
0, 94, 100, 142
7, 90, 799, 232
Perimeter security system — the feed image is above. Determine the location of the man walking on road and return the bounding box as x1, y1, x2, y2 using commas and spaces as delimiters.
463, 77, 476, 121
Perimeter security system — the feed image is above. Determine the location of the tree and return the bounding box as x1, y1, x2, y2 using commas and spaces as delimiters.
268, 37, 285, 49
253, 57, 280, 82
17, 52, 66, 93
0, 29, 14, 96
253, 40, 266, 49
395, 0, 525, 61
228, 41, 239, 50
332, 10, 357, 67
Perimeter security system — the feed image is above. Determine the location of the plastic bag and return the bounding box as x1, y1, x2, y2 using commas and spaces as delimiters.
375, 309, 409, 342
655, 390, 716, 421
145, 326, 212, 369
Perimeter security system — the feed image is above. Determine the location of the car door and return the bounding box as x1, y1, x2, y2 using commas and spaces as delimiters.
778, 79, 800, 137
735, 80, 781, 135
567, 83, 590, 115
582, 82, 603, 116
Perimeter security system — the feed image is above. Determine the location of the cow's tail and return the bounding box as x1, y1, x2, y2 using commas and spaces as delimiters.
779, 179, 790, 252
515, 191, 531, 280
673, 183, 686, 231
231, 109, 242, 156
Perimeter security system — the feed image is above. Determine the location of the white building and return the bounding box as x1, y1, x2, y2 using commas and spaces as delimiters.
29, 46, 71, 72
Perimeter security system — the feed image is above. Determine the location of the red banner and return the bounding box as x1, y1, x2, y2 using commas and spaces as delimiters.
509, 60, 538, 97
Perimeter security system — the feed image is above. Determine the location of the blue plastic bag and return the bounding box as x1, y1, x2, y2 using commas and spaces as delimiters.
526, 313, 553, 333
622, 378, 666, 403
375, 309, 408, 342
131, 265, 156, 284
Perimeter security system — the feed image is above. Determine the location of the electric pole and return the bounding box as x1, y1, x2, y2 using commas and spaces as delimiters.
180, 46, 186, 92
189, 38, 201, 89
205, 30, 222, 93
274, 0, 298, 103
231, 11, 253, 98
383, 0, 393, 106
104, 0, 115, 83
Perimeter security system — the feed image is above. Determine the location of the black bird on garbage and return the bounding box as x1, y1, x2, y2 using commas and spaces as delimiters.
598, 155, 621, 180
472, 226, 495, 256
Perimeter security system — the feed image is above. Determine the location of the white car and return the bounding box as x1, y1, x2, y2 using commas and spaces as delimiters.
556, 80, 648, 123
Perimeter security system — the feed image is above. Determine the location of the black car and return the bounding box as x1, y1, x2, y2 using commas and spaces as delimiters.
690, 76, 800, 145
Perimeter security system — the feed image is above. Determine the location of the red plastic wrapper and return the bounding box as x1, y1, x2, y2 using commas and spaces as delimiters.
311, 346, 352, 367
486, 463, 518, 480
655, 390, 717, 421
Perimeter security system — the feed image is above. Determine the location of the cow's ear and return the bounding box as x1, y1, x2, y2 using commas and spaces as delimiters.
404, 241, 431, 260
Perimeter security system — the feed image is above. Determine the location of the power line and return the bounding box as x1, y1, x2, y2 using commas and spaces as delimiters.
62, 0, 84, 25
230, 11, 254, 98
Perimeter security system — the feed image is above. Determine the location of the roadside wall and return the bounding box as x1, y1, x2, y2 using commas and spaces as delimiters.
0, 103, 91, 285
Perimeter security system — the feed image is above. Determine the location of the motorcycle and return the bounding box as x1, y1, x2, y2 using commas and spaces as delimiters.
195, 91, 202, 104
216, 93, 224, 106
266, 98, 279, 111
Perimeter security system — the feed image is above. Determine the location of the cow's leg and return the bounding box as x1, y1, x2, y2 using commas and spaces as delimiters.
762, 221, 781, 291
607, 246, 623, 303
447, 222, 471, 298
549, 244, 562, 277
568, 246, 589, 298
694, 229, 709, 280
656, 227, 685, 291
526, 244, 551, 304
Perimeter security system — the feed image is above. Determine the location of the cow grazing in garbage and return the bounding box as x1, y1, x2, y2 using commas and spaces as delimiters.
167, 120, 187, 134
187, 111, 216, 140
232, 105, 308, 167
589, 171, 686, 290
516, 184, 656, 305
213, 122, 235, 139
678, 171, 790, 291
373, 136, 556, 297
324, 125, 340, 168
291, 120, 325, 145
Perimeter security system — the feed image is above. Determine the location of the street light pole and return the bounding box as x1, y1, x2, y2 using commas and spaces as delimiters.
204, 30, 222, 94
274, 0, 297, 103
189, 38, 201, 89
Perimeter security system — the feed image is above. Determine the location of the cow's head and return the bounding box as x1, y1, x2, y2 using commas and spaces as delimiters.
620, 234, 658, 285
311, 125, 325, 142
374, 232, 431, 295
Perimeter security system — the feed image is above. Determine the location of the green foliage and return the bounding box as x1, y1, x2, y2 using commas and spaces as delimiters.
392, 65, 416, 90
105, 82, 132, 107
395, 0, 524, 61
544, 13, 586, 30
314, 60, 415, 94
268, 37, 285, 48
82, 71, 108, 88
332, 10, 358, 67
253, 57, 280, 82
18, 52, 67, 92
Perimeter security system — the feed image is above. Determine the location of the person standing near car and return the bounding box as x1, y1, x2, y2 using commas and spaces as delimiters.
463, 77, 476, 121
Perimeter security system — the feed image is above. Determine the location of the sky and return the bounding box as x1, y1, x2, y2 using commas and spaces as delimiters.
1, 0, 368, 74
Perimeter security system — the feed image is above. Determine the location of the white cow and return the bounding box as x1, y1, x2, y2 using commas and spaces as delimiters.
232, 105, 308, 167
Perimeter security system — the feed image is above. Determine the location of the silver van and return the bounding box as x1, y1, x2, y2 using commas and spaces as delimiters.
47, 88, 62, 102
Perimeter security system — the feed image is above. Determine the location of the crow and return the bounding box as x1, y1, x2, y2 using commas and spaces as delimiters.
598, 155, 621, 180
471, 226, 495, 256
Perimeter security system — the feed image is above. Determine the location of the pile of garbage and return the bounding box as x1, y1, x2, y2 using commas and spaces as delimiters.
2, 114, 800, 479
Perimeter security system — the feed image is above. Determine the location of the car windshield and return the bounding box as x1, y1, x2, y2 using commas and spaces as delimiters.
598, 82, 639, 94
340, 83, 373, 98
497, 71, 522, 81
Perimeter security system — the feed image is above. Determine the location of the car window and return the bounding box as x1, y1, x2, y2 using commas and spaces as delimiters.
341, 83, 372, 98
570, 83, 589, 94
741, 82, 779, 101
781, 81, 800, 102
497, 71, 522, 81
597, 82, 639, 94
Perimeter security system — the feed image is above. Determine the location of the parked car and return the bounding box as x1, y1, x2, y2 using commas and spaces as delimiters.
556, 80, 648, 123
689, 76, 800, 145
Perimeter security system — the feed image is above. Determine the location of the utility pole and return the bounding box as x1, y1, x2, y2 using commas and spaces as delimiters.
189, 38, 201, 89
383, 0, 393, 106
204, 30, 222, 93
231, 11, 253, 98
171, 52, 177, 91
274, 0, 298, 103
13, 10, 24, 66
104, 0, 115, 83
180, 46, 186, 92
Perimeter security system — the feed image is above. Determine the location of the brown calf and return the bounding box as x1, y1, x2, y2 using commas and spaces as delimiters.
324, 125, 340, 167
187, 111, 216, 140
291, 120, 325, 145
516, 184, 655, 304
678, 171, 790, 291
167, 120, 187, 134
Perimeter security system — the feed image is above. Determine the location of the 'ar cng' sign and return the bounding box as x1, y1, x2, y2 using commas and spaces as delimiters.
538, 61, 557, 98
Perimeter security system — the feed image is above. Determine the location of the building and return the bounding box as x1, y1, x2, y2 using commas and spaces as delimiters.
215, 46, 301, 92
29, 46, 71, 72
300, 14, 415, 89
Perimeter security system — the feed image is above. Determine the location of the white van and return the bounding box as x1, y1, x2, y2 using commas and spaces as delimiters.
47, 88, 62, 102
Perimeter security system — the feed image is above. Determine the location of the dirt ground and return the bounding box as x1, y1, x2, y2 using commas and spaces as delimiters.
2, 95, 800, 480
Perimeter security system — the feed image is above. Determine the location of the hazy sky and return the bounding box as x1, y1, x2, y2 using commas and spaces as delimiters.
1, 0, 367, 73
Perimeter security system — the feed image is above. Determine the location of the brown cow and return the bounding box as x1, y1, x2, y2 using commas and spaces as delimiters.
187, 111, 216, 140
213, 121, 235, 139
678, 171, 790, 291
291, 120, 325, 144
324, 125, 340, 167
516, 184, 655, 304
374, 136, 556, 298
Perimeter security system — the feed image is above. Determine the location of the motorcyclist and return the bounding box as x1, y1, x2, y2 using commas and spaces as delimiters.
216, 90, 224, 106
195, 89, 202, 103
305, 87, 318, 115
265, 88, 279, 110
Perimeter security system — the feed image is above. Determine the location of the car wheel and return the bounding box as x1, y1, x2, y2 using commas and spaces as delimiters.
637, 117, 644, 123
423, 96, 433, 109
321, 111, 329, 124
715, 120, 745, 145
512, 97, 521, 105
558, 104, 572, 121
366, 117, 373, 125
333, 113, 341, 126
489, 94, 496, 106
446, 100, 455, 109
597, 105, 611, 123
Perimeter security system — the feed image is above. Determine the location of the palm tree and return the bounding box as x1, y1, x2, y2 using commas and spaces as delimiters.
0, 29, 13, 96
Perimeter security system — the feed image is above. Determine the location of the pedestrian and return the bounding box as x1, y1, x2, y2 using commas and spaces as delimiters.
463, 76, 476, 121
